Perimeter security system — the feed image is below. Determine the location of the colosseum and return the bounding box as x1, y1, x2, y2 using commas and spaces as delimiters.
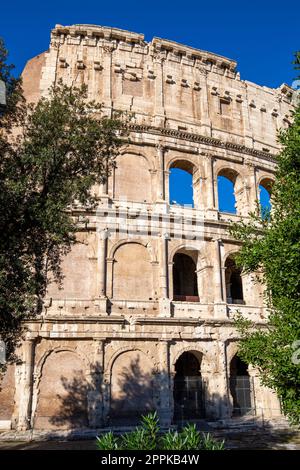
0, 24, 296, 432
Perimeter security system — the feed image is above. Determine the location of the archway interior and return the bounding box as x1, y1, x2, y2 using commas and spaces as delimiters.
259, 179, 272, 218
229, 355, 252, 417
173, 352, 204, 421
217, 174, 237, 214
173, 252, 199, 302
225, 256, 244, 304
169, 160, 196, 208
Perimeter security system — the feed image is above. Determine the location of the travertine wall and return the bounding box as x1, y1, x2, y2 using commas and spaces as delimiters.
1, 24, 296, 431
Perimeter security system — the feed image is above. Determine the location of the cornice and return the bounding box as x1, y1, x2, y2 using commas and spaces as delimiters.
126, 123, 278, 163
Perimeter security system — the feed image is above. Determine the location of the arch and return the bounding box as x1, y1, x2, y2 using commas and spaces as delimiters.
229, 354, 253, 417
106, 346, 158, 377
173, 351, 205, 421
112, 242, 154, 300
217, 168, 241, 214
167, 156, 198, 174
109, 349, 156, 425
258, 176, 274, 194
114, 151, 153, 202
168, 158, 200, 208
168, 243, 200, 264
119, 146, 155, 170
109, 239, 155, 262
171, 347, 205, 371
258, 177, 274, 215
225, 255, 244, 304
35, 346, 90, 383
34, 349, 89, 429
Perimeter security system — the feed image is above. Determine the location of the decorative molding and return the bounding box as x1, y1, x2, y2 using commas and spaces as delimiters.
124, 123, 277, 162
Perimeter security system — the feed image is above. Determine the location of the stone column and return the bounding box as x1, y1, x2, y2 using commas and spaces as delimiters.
203, 153, 215, 209
159, 234, 171, 316
198, 68, 211, 136
17, 337, 36, 430
217, 340, 231, 419
242, 92, 254, 148
153, 53, 165, 127
97, 229, 108, 298
102, 44, 114, 113
156, 145, 165, 201
202, 153, 218, 219
213, 239, 223, 302
157, 340, 172, 426
95, 229, 108, 314
160, 233, 169, 299
245, 161, 258, 214
87, 339, 105, 428
213, 239, 227, 318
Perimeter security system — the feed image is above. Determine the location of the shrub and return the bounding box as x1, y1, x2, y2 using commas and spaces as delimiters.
96, 412, 225, 451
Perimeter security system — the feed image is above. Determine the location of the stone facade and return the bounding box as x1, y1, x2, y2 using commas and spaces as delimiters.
0, 24, 296, 431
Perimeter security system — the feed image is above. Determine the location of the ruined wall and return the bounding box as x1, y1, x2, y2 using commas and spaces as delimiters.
1, 24, 295, 431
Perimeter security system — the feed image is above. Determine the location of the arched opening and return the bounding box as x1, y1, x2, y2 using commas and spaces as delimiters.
225, 256, 244, 304
173, 252, 199, 302
114, 153, 152, 202
217, 169, 238, 214
34, 350, 88, 429
113, 242, 154, 301
169, 160, 197, 208
110, 350, 155, 426
259, 178, 273, 218
173, 352, 204, 422
229, 355, 253, 417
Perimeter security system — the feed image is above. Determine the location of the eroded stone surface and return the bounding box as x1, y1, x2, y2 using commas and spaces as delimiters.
0, 24, 297, 432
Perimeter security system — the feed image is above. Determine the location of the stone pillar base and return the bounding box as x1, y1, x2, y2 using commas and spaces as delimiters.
158, 298, 171, 317
205, 208, 219, 220
94, 297, 109, 315
213, 302, 227, 319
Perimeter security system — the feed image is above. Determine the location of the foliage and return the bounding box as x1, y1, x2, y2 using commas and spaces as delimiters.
96, 412, 225, 450
229, 53, 300, 425
0, 39, 126, 367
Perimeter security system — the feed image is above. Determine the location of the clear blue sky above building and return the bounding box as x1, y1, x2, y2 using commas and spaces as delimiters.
1, 0, 299, 86
1, 0, 296, 211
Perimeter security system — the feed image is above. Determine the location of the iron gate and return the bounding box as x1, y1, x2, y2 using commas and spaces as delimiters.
173, 376, 205, 421
230, 375, 255, 416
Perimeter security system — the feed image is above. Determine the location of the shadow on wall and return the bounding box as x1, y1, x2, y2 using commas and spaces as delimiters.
29, 354, 261, 431
36, 356, 230, 430
45, 357, 160, 429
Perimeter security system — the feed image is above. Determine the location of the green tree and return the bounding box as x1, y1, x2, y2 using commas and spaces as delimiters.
230, 54, 300, 425
0, 39, 126, 367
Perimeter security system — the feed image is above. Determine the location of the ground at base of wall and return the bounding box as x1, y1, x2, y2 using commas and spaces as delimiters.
0, 425, 299, 450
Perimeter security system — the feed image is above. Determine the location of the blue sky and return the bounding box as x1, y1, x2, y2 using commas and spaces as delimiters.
1, 1, 294, 211
1, 0, 299, 87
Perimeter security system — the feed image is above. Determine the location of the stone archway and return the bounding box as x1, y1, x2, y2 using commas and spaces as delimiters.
172, 251, 199, 302
109, 350, 155, 426
34, 350, 89, 429
225, 256, 244, 304
229, 355, 253, 417
173, 351, 204, 422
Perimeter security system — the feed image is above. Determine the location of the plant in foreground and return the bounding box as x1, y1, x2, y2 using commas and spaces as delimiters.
96, 412, 225, 450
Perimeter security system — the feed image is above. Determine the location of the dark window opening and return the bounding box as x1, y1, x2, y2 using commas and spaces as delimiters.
230, 355, 253, 417
173, 253, 199, 302
225, 257, 244, 304
173, 352, 204, 421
